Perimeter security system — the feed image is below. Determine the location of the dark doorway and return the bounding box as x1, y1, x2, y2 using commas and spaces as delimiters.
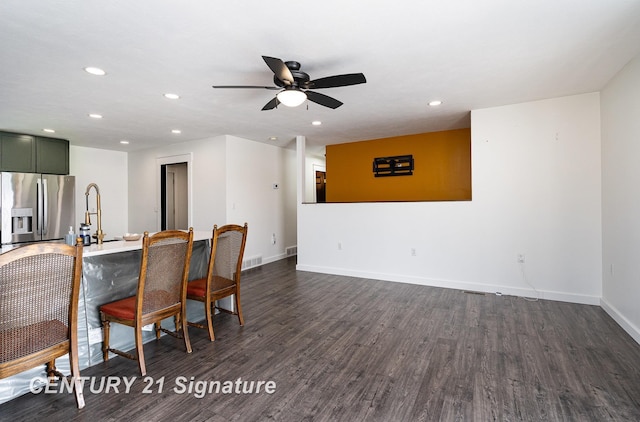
161, 162, 188, 230
315, 170, 326, 203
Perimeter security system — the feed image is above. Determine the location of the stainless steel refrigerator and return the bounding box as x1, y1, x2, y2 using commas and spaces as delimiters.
1, 172, 75, 245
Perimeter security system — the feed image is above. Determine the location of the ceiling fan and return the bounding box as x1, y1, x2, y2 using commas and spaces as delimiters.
212, 56, 366, 110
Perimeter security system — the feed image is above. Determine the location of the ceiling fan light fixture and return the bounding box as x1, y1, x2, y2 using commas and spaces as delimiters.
277, 89, 307, 107
84, 66, 106, 76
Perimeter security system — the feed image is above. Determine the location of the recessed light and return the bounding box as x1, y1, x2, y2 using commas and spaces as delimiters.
268, 136, 278, 141
43, 128, 55, 133
120, 140, 130, 145
89, 113, 103, 119
84, 67, 106, 76
164, 93, 180, 100
428, 100, 442, 106
312, 121, 322, 126
171, 129, 181, 134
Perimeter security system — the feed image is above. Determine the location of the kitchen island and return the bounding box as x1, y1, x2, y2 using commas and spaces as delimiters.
0, 230, 213, 404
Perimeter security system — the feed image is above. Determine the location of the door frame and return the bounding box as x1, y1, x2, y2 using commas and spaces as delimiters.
312, 164, 326, 203
156, 153, 192, 231
162, 167, 176, 230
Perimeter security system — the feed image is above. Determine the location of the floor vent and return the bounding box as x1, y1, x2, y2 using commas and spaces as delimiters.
242, 255, 263, 270
285, 245, 298, 256
463, 290, 486, 295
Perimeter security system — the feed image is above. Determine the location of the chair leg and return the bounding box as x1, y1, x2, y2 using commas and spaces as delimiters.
46, 360, 57, 382
181, 308, 192, 353
101, 314, 110, 362
155, 322, 161, 340
73, 376, 86, 409
205, 300, 215, 341
69, 341, 86, 409
235, 292, 245, 326
135, 324, 146, 376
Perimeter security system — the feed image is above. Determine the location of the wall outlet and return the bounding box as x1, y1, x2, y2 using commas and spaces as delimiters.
271, 233, 276, 245
411, 248, 416, 256
338, 242, 342, 250
517, 254, 525, 263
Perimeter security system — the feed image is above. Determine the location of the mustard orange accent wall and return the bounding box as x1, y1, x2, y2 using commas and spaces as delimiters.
325, 128, 471, 202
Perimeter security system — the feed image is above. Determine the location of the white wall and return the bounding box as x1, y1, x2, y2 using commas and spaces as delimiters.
127, 136, 227, 233
70, 145, 128, 238
601, 56, 640, 343
283, 146, 297, 249
297, 93, 602, 304
128, 135, 297, 265
226, 135, 296, 262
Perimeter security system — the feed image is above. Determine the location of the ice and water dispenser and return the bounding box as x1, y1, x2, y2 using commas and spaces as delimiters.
11, 207, 33, 235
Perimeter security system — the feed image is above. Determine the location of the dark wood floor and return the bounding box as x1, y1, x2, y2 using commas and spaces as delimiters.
3, 257, 640, 421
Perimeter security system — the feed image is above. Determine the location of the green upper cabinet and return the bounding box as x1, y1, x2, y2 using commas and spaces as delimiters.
36, 137, 69, 175
0, 132, 37, 172
0, 131, 69, 174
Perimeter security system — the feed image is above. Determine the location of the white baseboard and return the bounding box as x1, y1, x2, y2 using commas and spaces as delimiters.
295, 264, 601, 306
600, 297, 640, 345
263, 252, 287, 265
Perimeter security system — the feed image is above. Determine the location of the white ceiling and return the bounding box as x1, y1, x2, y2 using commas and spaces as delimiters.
1, 1, 639, 153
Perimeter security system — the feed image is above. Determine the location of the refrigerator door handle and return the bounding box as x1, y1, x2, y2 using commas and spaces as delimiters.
36, 178, 42, 235
42, 178, 48, 235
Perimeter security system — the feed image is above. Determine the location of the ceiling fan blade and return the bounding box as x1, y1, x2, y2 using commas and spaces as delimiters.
212, 85, 280, 90
305, 91, 343, 109
261, 97, 280, 111
306, 73, 366, 89
262, 56, 294, 86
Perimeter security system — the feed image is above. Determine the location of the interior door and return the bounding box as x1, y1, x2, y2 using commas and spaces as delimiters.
315, 171, 326, 203
166, 171, 176, 230
161, 162, 188, 230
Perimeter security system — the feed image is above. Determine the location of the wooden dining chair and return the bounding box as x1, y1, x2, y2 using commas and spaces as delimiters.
187, 223, 248, 341
0, 240, 85, 409
99, 228, 194, 376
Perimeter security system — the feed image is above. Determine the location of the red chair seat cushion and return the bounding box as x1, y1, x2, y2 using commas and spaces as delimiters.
187, 276, 236, 299
100, 290, 176, 320
100, 296, 137, 320
186, 278, 207, 298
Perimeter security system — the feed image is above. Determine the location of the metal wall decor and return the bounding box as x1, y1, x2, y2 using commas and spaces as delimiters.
373, 155, 414, 177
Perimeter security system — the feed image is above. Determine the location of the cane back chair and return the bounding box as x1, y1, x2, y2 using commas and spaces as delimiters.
0, 240, 85, 408
99, 228, 194, 376
187, 223, 248, 341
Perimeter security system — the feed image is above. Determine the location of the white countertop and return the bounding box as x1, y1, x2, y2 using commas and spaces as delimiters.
84, 230, 211, 257
1, 230, 212, 257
